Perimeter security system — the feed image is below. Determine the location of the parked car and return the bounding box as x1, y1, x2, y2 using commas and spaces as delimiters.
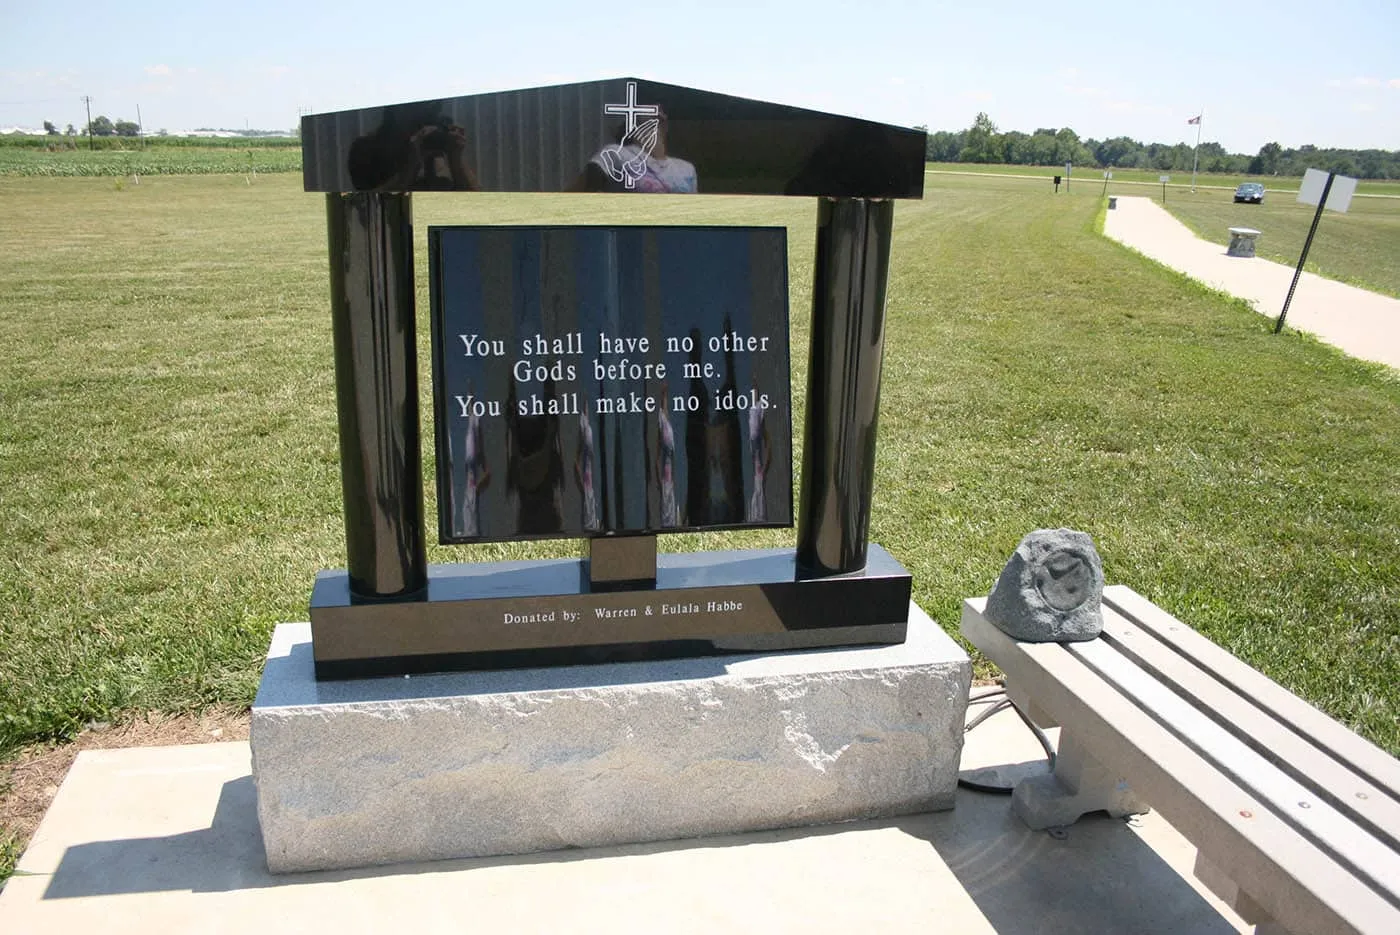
1233, 182, 1265, 204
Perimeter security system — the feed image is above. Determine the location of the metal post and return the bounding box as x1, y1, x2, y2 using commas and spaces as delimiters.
1276, 172, 1334, 335
325, 192, 427, 599
1190, 110, 1202, 192
796, 197, 894, 576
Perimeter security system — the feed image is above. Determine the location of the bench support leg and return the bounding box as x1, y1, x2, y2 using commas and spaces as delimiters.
1012, 731, 1149, 830
1004, 680, 1057, 729
1193, 854, 1289, 934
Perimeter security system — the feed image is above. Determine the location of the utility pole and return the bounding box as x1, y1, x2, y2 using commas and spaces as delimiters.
82, 95, 94, 150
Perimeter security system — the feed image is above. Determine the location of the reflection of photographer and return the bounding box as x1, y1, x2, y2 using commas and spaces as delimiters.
575, 108, 697, 193
347, 105, 480, 191
409, 119, 478, 190
504, 380, 564, 535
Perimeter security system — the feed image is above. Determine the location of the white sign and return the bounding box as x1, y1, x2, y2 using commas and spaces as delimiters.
1065, 162, 1072, 175
1104, 171, 1113, 179
1297, 167, 1358, 213
1159, 175, 1170, 183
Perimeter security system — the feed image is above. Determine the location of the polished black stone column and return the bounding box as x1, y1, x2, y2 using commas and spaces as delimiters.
796, 197, 894, 576
326, 192, 427, 599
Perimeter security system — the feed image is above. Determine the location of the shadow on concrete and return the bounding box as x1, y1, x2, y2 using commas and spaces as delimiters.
900, 791, 1239, 935
44, 776, 269, 898
45, 773, 871, 899
45, 767, 1235, 934
41, 774, 641, 899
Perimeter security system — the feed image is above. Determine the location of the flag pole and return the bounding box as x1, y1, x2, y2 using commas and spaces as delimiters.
1190, 109, 1202, 192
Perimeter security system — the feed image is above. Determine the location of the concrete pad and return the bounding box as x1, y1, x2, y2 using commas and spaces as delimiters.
251, 603, 970, 872
0, 705, 1249, 934
1104, 195, 1400, 372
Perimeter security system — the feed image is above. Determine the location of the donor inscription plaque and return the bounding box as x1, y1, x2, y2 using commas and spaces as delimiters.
429, 226, 793, 543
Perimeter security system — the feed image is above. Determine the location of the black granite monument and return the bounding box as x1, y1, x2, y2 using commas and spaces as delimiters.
304, 78, 926, 678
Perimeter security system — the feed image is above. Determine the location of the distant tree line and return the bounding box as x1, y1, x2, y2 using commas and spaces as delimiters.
34, 115, 297, 144
73, 114, 143, 138
920, 113, 1400, 179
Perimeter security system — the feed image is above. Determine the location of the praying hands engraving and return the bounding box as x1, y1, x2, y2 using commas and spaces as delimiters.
598, 118, 660, 187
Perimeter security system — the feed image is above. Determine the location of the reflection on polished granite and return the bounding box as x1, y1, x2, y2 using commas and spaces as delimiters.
303, 77, 926, 198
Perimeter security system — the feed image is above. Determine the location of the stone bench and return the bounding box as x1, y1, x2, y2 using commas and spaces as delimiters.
961, 585, 1400, 935
1228, 227, 1261, 257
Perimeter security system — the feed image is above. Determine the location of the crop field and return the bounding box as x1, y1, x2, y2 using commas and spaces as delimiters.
0, 143, 302, 177
2, 170, 1397, 881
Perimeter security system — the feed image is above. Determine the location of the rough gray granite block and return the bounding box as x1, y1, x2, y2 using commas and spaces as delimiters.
1227, 228, 1260, 258
984, 528, 1104, 642
251, 602, 970, 873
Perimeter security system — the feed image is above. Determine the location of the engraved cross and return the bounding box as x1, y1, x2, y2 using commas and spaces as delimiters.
604, 81, 659, 135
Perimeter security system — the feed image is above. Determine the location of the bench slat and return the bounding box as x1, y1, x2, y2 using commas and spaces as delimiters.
963, 597, 1400, 935
1103, 586, 1400, 798
1070, 630, 1400, 906
1097, 606, 1400, 855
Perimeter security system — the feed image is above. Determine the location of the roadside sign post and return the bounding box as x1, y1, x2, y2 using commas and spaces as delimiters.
1102, 171, 1112, 197
1159, 175, 1169, 203
1065, 162, 1072, 192
1275, 167, 1359, 334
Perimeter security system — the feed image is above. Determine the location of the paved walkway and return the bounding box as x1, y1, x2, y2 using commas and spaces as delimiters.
0, 706, 1249, 934
1103, 196, 1400, 371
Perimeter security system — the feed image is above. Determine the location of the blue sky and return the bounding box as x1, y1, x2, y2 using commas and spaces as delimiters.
2, 0, 1397, 152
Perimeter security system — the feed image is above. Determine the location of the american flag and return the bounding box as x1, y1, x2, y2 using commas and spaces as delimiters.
1187, 115, 1202, 125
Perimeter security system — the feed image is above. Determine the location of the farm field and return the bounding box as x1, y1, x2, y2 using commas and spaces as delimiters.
2, 170, 1398, 879
0, 141, 302, 177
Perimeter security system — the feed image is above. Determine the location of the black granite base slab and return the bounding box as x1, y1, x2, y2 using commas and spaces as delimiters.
309, 545, 912, 679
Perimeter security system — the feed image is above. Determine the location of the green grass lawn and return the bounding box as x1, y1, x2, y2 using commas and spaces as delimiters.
2, 173, 1397, 880
1156, 189, 1400, 297
928, 163, 1400, 296
931, 161, 1248, 189
927, 161, 1400, 195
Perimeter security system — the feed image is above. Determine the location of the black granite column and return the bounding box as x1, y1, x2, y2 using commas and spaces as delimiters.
325, 192, 427, 599
796, 197, 894, 576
